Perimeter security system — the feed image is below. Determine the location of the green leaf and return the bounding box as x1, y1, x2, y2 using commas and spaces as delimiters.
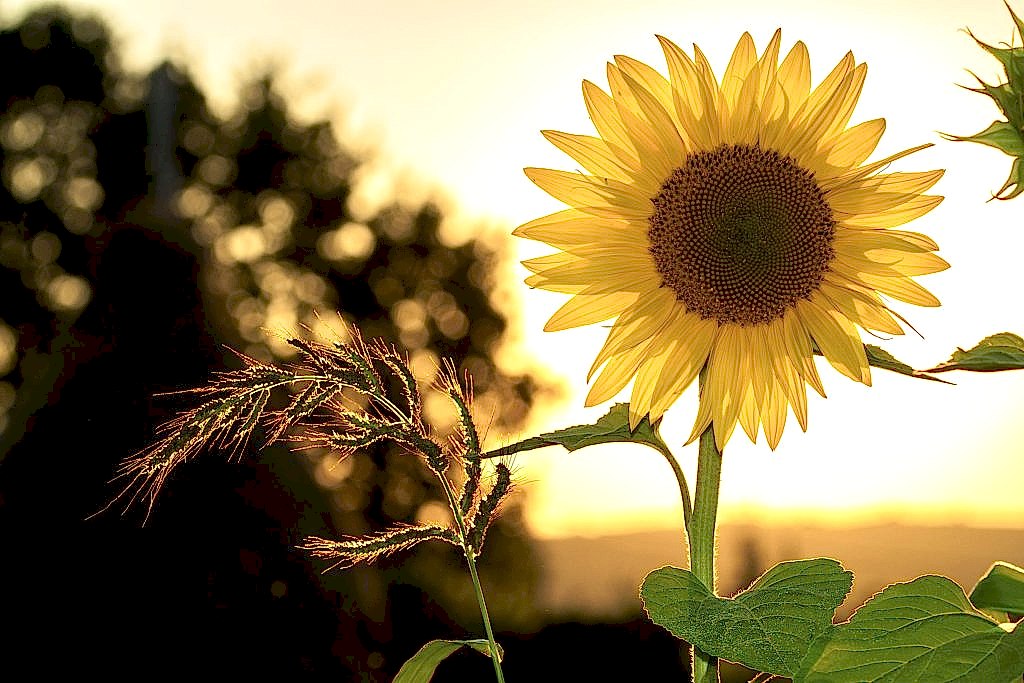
795, 575, 1024, 682
864, 344, 951, 384
393, 639, 502, 683
482, 403, 672, 459
926, 332, 1024, 373
641, 559, 853, 677
971, 562, 1024, 615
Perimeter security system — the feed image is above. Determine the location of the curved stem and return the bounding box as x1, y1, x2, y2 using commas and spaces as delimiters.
658, 446, 693, 537
688, 422, 722, 683
437, 469, 506, 683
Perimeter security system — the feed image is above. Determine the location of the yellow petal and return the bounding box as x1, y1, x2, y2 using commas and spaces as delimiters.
824, 118, 886, 170
818, 280, 904, 335
821, 143, 932, 191
834, 227, 939, 254
589, 287, 680, 378
649, 315, 717, 419
786, 64, 863, 162
796, 297, 870, 385
586, 338, 652, 405
615, 68, 686, 173
544, 290, 640, 332
761, 376, 788, 450
738, 385, 761, 443
838, 194, 942, 228
524, 167, 653, 219
766, 318, 809, 430
777, 40, 811, 113
657, 35, 720, 149
782, 309, 826, 397
706, 325, 749, 450
521, 251, 579, 274
582, 79, 639, 160
541, 130, 636, 181
613, 53, 679, 129
721, 32, 758, 109
830, 189, 935, 216
687, 384, 715, 446
848, 169, 945, 196
855, 271, 941, 307
524, 252, 656, 288
726, 61, 764, 144
755, 29, 783, 100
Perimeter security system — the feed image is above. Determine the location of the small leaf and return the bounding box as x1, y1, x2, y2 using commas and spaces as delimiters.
482, 403, 672, 459
864, 344, 951, 384
394, 639, 502, 683
971, 562, 1024, 615
796, 575, 1024, 682
927, 332, 1024, 373
641, 559, 853, 677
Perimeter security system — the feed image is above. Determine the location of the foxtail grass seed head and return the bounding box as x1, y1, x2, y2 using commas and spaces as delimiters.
113, 324, 480, 517
300, 525, 461, 572
469, 463, 514, 553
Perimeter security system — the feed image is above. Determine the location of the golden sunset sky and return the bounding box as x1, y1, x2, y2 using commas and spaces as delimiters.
8, 0, 1024, 537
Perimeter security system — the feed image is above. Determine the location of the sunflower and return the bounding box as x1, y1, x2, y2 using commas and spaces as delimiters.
515, 31, 947, 450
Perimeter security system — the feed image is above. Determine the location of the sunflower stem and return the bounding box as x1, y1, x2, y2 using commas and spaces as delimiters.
688, 422, 722, 683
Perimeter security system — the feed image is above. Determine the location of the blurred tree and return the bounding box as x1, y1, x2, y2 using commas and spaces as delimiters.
0, 5, 551, 679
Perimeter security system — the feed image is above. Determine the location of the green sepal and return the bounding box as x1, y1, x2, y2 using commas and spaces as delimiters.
641, 559, 852, 677
948, 119, 1024, 157
393, 639, 503, 683
950, 3, 1024, 199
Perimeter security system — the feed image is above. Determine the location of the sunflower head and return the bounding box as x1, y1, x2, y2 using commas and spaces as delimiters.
515, 31, 947, 450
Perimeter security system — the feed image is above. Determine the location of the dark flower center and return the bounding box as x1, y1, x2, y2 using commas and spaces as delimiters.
648, 143, 836, 326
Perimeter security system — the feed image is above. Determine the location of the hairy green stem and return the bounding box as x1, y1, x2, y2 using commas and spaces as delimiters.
659, 447, 693, 539
437, 469, 506, 683
464, 547, 505, 681
688, 423, 722, 683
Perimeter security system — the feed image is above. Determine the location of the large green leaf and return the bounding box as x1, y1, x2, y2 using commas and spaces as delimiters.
481, 402, 672, 459
971, 562, 1024, 615
796, 575, 1024, 682
926, 333, 1024, 373
393, 639, 502, 683
641, 559, 853, 677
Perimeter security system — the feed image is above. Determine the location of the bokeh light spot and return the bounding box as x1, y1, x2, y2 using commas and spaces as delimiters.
2, 111, 45, 151
0, 325, 18, 376
46, 274, 91, 312
30, 232, 61, 264
9, 158, 54, 201
177, 185, 213, 218
216, 226, 267, 264
317, 221, 376, 261
64, 176, 103, 211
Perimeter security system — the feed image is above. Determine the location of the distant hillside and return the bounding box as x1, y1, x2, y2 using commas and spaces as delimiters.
534, 523, 1024, 619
